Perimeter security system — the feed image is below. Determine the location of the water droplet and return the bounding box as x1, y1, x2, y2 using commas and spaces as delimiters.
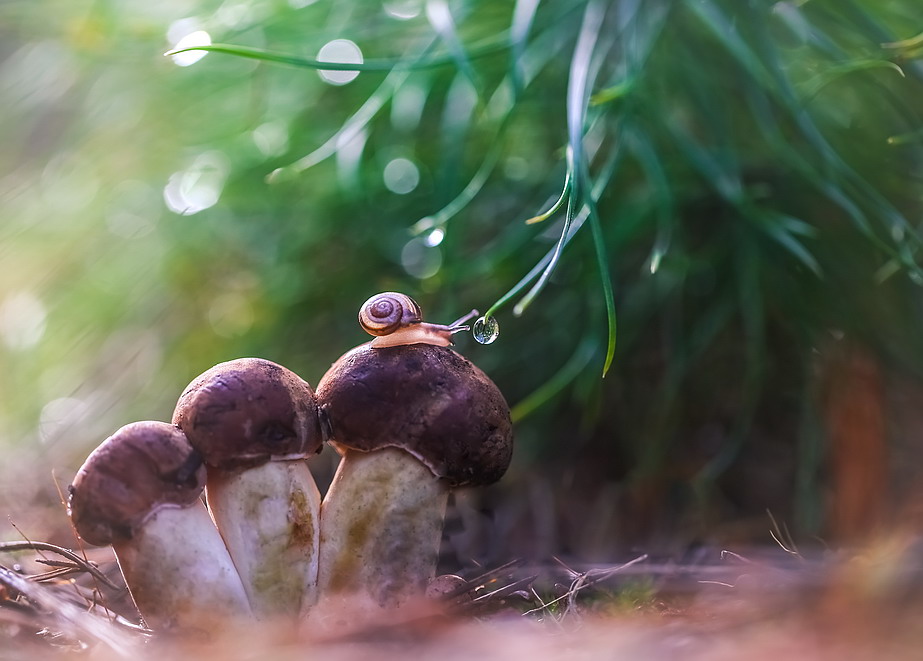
472, 316, 499, 344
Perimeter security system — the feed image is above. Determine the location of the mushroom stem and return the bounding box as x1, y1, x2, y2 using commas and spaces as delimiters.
313, 342, 513, 616
68, 421, 252, 633
113, 500, 252, 631
172, 358, 325, 620
205, 460, 321, 616
317, 447, 448, 609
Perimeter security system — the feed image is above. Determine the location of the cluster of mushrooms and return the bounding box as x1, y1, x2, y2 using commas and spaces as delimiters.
66, 293, 513, 633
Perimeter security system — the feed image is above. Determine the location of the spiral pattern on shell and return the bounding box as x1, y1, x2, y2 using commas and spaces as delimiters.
359, 292, 423, 336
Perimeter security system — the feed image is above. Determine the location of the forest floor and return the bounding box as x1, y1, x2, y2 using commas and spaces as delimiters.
3, 537, 923, 660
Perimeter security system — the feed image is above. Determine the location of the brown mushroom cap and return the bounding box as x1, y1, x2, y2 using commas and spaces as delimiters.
172, 358, 322, 471
68, 421, 205, 547
315, 343, 513, 487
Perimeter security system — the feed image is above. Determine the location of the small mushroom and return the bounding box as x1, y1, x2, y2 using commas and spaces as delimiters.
314, 342, 513, 611
172, 358, 323, 619
68, 421, 252, 632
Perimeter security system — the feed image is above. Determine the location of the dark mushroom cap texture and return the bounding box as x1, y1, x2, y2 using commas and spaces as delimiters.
173, 358, 322, 470
316, 343, 513, 487
69, 421, 205, 547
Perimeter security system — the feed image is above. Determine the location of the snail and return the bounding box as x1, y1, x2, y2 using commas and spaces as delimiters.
359, 292, 477, 348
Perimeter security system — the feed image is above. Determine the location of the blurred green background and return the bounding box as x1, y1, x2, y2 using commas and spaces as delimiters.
2, 0, 923, 564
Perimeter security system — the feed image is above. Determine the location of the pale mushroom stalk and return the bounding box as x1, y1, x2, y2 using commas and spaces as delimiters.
314, 341, 513, 614
173, 358, 323, 619
203, 459, 321, 616
318, 447, 448, 607
113, 500, 250, 629
68, 421, 252, 632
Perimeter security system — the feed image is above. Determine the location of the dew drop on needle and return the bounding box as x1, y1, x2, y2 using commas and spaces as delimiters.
472, 316, 499, 345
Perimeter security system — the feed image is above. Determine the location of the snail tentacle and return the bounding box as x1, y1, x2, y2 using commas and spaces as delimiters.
448, 309, 478, 332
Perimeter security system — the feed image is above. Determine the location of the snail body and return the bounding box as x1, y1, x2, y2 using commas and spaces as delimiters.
359, 292, 476, 348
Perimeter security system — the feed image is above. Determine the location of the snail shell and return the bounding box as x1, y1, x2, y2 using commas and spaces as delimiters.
359, 292, 472, 348
358, 293, 423, 337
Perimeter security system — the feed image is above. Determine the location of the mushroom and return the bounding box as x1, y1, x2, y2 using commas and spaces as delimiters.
172, 358, 323, 619
314, 342, 513, 612
68, 421, 252, 632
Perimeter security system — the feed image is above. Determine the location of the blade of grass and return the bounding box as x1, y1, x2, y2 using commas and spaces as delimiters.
670, 116, 823, 275
802, 58, 905, 98
627, 126, 674, 274
686, 0, 780, 94
882, 31, 923, 51
166, 43, 388, 71
667, 121, 743, 204
410, 17, 573, 234
524, 166, 571, 225
269, 37, 438, 178
426, 0, 480, 91
513, 156, 577, 317
168, 0, 584, 75
758, 211, 822, 276
585, 168, 618, 376
509, 0, 540, 97
436, 72, 481, 198
514, 0, 608, 317
590, 79, 635, 106
410, 139, 502, 234
740, 2, 923, 263
484, 141, 622, 320
165, 31, 513, 71
887, 128, 923, 145
742, 85, 876, 237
